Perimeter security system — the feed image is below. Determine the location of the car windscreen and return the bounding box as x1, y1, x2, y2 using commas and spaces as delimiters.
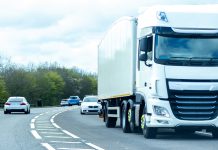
83, 97, 98, 102
70, 96, 78, 99
8, 98, 23, 102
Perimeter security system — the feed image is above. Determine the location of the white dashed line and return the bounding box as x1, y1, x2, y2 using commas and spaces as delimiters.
62, 130, 80, 139
31, 130, 42, 139
30, 123, 35, 129
41, 143, 56, 150
31, 119, 36, 123
86, 143, 104, 150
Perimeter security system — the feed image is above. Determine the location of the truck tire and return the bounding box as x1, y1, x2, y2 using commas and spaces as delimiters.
122, 101, 131, 133
141, 108, 157, 139
127, 99, 139, 133
105, 101, 117, 128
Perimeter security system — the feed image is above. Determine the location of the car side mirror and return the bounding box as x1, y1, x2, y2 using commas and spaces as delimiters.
97, 100, 101, 104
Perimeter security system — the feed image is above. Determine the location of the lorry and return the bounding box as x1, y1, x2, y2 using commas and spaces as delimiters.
98, 4, 218, 139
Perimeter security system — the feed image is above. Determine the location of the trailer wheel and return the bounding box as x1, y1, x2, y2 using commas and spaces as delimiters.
122, 101, 131, 133
141, 112, 157, 139
105, 101, 117, 128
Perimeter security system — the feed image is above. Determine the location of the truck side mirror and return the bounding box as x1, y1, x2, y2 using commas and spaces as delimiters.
139, 53, 147, 61
139, 38, 147, 52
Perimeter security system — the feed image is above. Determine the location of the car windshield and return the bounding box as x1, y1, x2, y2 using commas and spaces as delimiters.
83, 97, 98, 102
155, 35, 218, 66
8, 97, 23, 102
70, 96, 78, 99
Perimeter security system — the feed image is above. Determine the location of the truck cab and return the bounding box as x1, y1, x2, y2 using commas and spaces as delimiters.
137, 5, 218, 138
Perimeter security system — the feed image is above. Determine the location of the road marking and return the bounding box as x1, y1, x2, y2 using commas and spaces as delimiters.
41, 143, 55, 150
34, 116, 39, 119
31, 119, 36, 123
40, 132, 64, 135
50, 141, 81, 144
57, 148, 94, 150
37, 129, 58, 131
44, 136, 72, 139
62, 130, 80, 139
86, 143, 104, 150
52, 123, 61, 128
30, 123, 35, 129
31, 130, 42, 139
50, 118, 54, 123
37, 127, 55, 129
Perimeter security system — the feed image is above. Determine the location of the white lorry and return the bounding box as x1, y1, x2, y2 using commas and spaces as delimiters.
98, 5, 218, 139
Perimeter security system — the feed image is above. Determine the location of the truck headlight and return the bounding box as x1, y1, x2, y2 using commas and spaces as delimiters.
153, 106, 170, 118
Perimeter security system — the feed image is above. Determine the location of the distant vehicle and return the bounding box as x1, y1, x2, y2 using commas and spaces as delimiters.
60, 99, 69, 106
68, 96, 80, 106
4, 96, 30, 114
80, 96, 101, 114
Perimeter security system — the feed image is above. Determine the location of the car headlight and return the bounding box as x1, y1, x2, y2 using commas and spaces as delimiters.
153, 105, 170, 118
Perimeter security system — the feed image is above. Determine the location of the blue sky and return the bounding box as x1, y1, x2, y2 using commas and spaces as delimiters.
0, 0, 217, 72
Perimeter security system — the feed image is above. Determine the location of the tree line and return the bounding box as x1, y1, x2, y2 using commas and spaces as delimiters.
0, 57, 97, 106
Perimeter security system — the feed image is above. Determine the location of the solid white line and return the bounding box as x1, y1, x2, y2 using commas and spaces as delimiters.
41, 143, 55, 150
86, 143, 104, 150
50, 118, 54, 123
62, 130, 80, 139
31, 130, 42, 139
52, 123, 61, 128
50, 141, 81, 144
30, 123, 35, 129
44, 136, 71, 139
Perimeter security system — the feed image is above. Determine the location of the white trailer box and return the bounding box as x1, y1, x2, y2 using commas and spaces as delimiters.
98, 17, 137, 100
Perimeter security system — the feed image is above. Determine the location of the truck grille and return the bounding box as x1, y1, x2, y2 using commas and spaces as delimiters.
168, 81, 218, 121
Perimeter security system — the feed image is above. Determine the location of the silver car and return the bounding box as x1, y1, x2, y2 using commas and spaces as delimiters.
4, 97, 30, 114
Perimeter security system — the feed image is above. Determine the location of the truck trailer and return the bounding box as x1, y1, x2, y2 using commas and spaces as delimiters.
98, 5, 218, 139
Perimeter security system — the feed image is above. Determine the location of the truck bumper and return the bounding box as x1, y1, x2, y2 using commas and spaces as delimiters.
146, 98, 218, 128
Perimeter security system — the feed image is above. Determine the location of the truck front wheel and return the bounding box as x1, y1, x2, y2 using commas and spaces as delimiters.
141, 114, 157, 139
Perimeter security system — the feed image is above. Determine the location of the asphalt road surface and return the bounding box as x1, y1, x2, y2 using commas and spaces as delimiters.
0, 106, 218, 150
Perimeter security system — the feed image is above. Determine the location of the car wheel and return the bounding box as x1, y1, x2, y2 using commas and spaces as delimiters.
4, 110, 7, 114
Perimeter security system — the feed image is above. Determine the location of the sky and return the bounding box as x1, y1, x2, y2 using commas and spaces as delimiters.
0, 0, 218, 73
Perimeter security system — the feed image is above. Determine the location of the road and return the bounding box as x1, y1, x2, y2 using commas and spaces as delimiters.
0, 106, 218, 150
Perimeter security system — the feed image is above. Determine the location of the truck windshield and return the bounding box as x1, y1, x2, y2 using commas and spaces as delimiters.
154, 35, 218, 66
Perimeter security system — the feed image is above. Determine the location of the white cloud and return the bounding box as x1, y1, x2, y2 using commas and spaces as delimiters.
0, 0, 218, 72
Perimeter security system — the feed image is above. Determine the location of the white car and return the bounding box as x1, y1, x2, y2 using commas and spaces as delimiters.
60, 99, 69, 106
4, 97, 30, 114
80, 96, 101, 114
